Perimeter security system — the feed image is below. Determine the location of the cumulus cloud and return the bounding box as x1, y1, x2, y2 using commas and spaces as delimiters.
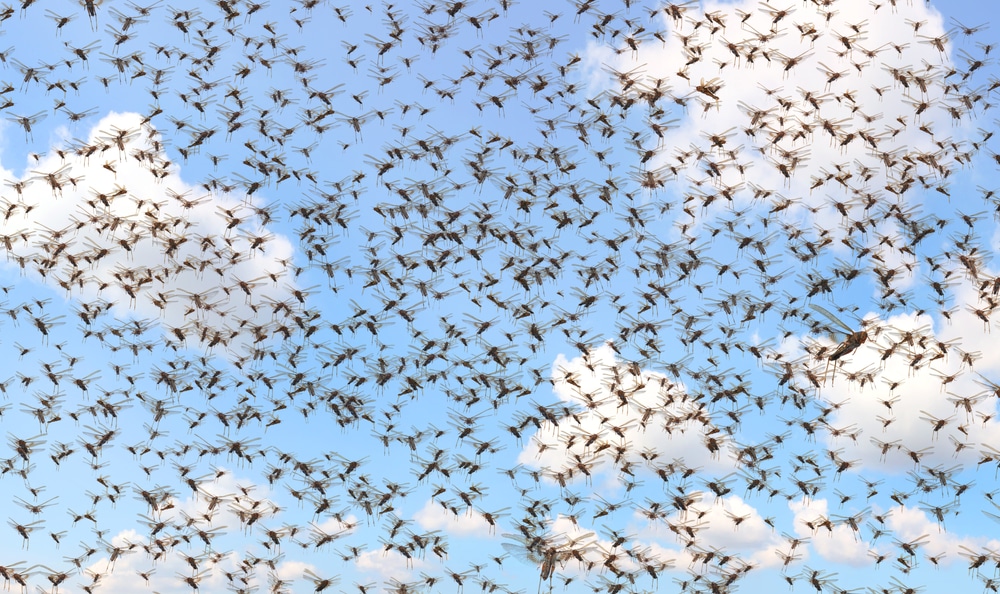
508, 515, 637, 580
316, 514, 360, 536
0, 111, 302, 360
518, 343, 737, 486
355, 548, 424, 579
82, 530, 245, 594
810, 283, 1000, 470
638, 494, 784, 570
790, 497, 869, 566
413, 498, 494, 538
691, 495, 783, 559
584, 0, 967, 251
885, 503, 1000, 567
153, 468, 284, 554
68, 471, 337, 594
781, 497, 1000, 571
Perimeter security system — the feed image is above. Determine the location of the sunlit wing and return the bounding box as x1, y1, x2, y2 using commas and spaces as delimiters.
809, 303, 855, 335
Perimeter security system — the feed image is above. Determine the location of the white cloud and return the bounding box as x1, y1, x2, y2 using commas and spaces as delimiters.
812, 291, 1000, 470
518, 343, 736, 486
790, 498, 869, 566
0, 111, 302, 360
781, 498, 1000, 570
694, 495, 781, 552
355, 548, 424, 579
631, 493, 783, 571
274, 559, 315, 580
317, 514, 360, 536
412, 499, 493, 538
584, 0, 964, 253
83, 530, 246, 594
159, 468, 283, 543
886, 504, 1000, 567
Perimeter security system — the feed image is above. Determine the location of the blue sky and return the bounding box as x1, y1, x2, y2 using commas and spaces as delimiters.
1, 0, 1000, 593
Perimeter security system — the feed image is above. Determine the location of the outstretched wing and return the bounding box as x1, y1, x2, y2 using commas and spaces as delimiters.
809, 303, 855, 335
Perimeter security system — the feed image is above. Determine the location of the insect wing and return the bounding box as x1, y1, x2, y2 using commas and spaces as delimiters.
501, 534, 543, 564
809, 303, 854, 335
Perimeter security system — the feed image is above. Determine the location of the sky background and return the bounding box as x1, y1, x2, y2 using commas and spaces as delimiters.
2, 0, 1000, 593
